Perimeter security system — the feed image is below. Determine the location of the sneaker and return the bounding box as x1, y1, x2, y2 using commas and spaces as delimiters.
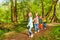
38, 30, 39, 32
44, 28, 46, 30
35, 32, 37, 33
31, 34, 33, 38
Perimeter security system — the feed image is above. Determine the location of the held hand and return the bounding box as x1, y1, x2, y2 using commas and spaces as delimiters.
33, 20, 34, 22
33, 20, 34, 23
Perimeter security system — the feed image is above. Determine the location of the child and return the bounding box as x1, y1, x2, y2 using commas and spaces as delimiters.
33, 12, 39, 33
27, 12, 33, 38
38, 16, 43, 30
42, 16, 46, 30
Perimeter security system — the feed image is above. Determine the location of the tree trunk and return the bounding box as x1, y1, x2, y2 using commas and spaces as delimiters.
46, 0, 54, 21
11, 0, 17, 22
41, 0, 44, 18
59, 1, 60, 9
46, 6, 52, 17
14, 0, 17, 22
11, 0, 14, 22
51, 0, 58, 23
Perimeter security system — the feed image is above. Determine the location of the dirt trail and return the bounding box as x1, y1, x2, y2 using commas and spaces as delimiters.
3, 23, 59, 40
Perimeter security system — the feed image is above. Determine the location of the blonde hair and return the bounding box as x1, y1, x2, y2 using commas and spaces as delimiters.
28, 12, 32, 17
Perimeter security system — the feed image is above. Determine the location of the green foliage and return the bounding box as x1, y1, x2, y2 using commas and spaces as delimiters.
13, 24, 27, 32
50, 25, 60, 40
0, 6, 11, 23
0, 23, 27, 40
0, 29, 9, 35
39, 25, 60, 40
0, 0, 60, 39
39, 36, 48, 40
32, 25, 60, 40
0, 29, 9, 40
0, 0, 60, 23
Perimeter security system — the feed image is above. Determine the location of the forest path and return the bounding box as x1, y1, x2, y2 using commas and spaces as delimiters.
3, 23, 59, 40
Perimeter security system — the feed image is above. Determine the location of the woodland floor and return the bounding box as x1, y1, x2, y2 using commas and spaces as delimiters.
3, 23, 60, 40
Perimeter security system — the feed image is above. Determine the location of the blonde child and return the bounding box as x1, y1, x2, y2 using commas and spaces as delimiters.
33, 12, 39, 33
27, 12, 33, 38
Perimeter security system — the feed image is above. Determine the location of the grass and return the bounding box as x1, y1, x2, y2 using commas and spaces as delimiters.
33, 25, 60, 40
39, 25, 60, 40
0, 23, 60, 40
13, 24, 27, 32
49, 25, 60, 40
0, 29, 9, 40
0, 23, 27, 40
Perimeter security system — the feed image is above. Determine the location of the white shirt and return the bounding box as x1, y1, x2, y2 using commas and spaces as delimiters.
28, 17, 33, 27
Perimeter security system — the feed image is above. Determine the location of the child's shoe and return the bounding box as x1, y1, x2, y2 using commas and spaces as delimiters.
31, 34, 33, 38
44, 28, 46, 30
35, 32, 37, 33
38, 30, 39, 32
